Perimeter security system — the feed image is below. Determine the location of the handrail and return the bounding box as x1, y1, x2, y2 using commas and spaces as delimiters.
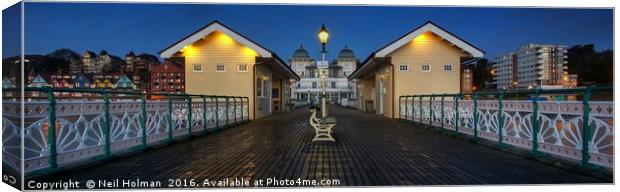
402, 86, 613, 97
1, 86, 251, 177
3, 87, 238, 98
398, 86, 614, 171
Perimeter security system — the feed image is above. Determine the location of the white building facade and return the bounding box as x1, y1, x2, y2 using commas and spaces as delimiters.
493, 44, 572, 90
290, 45, 358, 106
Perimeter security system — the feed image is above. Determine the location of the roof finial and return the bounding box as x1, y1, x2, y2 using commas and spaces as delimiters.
344, 44, 348, 49
300, 44, 304, 49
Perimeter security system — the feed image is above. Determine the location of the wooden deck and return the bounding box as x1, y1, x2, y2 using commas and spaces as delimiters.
29, 105, 608, 188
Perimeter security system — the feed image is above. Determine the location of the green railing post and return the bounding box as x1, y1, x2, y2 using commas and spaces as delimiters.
429, 94, 434, 127
399, 96, 403, 120
405, 96, 410, 120
441, 94, 446, 130
202, 95, 207, 132
140, 93, 147, 149
497, 92, 506, 147
225, 97, 230, 127
473, 92, 479, 139
46, 88, 58, 171
410, 95, 415, 121
530, 89, 543, 156
214, 97, 219, 130
186, 94, 192, 137
245, 97, 250, 121
455, 93, 462, 134
102, 90, 111, 158
581, 86, 593, 167
418, 95, 423, 124
240, 97, 244, 123
232, 97, 237, 125
406, 96, 410, 120
167, 94, 173, 143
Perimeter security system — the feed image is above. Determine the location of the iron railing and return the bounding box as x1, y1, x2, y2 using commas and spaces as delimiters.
2, 87, 250, 177
398, 87, 613, 170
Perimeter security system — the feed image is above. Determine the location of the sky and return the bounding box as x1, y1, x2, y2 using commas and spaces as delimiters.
2, 3, 614, 61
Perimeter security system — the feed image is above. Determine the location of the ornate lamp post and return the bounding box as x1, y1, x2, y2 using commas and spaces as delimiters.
317, 24, 330, 118
308, 24, 336, 142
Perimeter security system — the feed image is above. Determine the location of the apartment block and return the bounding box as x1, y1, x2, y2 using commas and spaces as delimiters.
493, 44, 576, 90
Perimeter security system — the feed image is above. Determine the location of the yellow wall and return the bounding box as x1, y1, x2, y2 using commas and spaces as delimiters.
388, 32, 467, 117
390, 31, 467, 95
358, 32, 469, 118
180, 31, 261, 119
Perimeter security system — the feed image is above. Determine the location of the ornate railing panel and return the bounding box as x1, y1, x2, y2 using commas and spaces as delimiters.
2, 88, 250, 176
145, 101, 170, 145
399, 87, 613, 170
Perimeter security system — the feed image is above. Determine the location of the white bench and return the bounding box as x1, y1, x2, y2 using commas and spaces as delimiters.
309, 106, 336, 142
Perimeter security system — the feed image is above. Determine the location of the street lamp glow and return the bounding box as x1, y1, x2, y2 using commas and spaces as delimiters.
318, 24, 330, 45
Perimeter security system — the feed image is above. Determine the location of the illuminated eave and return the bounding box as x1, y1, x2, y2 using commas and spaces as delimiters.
160, 21, 271, 58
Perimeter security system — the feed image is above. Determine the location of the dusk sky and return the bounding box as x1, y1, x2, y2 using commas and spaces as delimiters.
3, 2, 614, 61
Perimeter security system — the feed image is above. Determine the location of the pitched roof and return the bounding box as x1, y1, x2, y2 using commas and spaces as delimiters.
349, 21, 484, 79
71, 73, 92, 84
159, 20, 298, 80
374, 21, 484, 58
2, 77, 16, 88
30, 74, 50, 86
159, 20, 272, 58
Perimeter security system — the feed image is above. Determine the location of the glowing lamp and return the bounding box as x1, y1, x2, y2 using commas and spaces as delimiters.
317, 24, 330, 48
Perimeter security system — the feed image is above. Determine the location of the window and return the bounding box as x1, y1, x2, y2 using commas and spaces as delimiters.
257, 78, 270, 98
192, 64, 203, 72
399, 64, 409, 71
331, 82, 336, 88
216, 64, 225, 72
238, 64, 248, 72
312, 82, 317, 88
443, 64, 453, 71
421, 64, 431, 72
262, 80, 270, 97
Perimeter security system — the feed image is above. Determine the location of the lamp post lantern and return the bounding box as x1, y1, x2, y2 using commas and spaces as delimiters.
317, 24, 330, 118
318, 24, 329, 58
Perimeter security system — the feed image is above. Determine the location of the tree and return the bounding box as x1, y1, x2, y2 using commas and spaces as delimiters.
567, 44, 613, 86
471, 58, 494, 91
